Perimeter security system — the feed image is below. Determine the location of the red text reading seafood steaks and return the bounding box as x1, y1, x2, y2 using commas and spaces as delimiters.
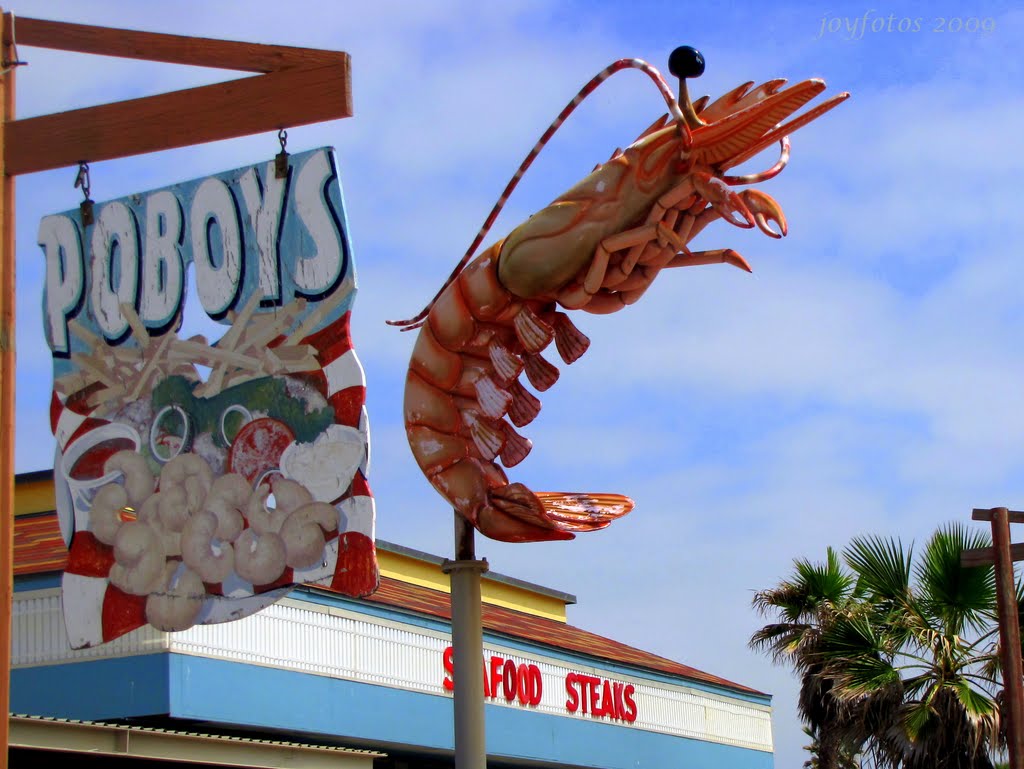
441, 647, 638, 723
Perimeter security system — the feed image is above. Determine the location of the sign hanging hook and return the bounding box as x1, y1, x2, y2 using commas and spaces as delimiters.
1, 11, 28, 74
275, 128, 289, 179
74, 161, 94, 226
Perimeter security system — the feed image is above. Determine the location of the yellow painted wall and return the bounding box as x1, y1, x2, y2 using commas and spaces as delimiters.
14, 476, 56, 517
377, 548, 568, 623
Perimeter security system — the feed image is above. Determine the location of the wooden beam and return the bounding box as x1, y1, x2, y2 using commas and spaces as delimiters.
964, 508, 1024, 565
10, 15, 340, 72
5, 60, 351, 176
973, 508, 1024, 523
962, 542, 1024, 568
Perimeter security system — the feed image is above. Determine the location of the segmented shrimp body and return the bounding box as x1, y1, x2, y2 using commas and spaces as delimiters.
404, 241, 590, 542
394, 48, 848, 542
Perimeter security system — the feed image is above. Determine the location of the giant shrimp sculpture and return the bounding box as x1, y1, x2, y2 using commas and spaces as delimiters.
390, 47, 848, 543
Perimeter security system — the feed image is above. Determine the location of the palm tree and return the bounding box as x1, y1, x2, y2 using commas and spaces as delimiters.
823, 524, 1001, 768
750, 547, 867, 768
800, 725, 862, 769
753, 523, 1005, 769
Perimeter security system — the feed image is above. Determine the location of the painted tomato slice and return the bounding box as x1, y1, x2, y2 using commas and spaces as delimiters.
228, 417, 295, 484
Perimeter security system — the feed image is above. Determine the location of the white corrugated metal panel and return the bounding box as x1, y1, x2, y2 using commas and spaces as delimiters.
13, 590, 167, 664
13, 589, 772, 752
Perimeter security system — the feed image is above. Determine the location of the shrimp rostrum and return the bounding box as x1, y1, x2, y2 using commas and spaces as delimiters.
391, 46, 848, 543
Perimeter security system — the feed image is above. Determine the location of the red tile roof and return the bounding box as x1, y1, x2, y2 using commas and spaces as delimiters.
14, 511, 761, 696
14, 513, 68, 576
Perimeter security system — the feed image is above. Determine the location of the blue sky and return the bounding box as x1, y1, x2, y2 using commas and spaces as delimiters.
10, 0, 1024, 765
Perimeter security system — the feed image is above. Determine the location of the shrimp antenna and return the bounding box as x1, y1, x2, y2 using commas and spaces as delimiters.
386, 56, 689, 330
668, 46, 707, 131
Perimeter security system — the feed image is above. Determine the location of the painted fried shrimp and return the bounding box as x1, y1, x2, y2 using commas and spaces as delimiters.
90, 483, 131, 546
181, 511, 235, 584
109, 522, 166, 596
103, 450, 155, 506
244, 477, 314, 535
159, 453, 214, 514
202, 473, 249, 542
137, 492, 182, 557
234, 529, 288, 586
146, 564, 205, 632
279, 502, 337, 569
244, 484, 290, 535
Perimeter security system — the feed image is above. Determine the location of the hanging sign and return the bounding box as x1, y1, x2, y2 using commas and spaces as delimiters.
38, 148, 378, 648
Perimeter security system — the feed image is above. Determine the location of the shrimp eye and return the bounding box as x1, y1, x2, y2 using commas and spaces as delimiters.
668, 46, 705, 80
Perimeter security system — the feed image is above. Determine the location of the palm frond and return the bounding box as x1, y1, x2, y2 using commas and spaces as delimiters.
950, 675, 998, 720
753, 547, 855, 624
796, 547, 856, 603
915, 522, 995, 635
749, 622, 817, 664
846, 534, 912, 604
902, 697, 937, 743
822, 614, 886, 658
833, 655, 902, 697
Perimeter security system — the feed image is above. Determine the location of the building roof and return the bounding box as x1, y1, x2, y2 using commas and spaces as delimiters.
9, 714, 383, 767
14, 512, 66, 576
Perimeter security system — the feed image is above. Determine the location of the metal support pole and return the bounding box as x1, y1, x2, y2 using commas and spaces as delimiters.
992, 507, 1024, 769
441, 512, 488, 769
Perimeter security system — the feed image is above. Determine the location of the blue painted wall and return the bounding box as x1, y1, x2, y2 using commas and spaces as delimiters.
12, 654, 170, 720
169, 655, 773, 769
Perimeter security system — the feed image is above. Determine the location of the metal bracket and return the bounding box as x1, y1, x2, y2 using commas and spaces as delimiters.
74, 162, 94, 226
275, 128, 289, 178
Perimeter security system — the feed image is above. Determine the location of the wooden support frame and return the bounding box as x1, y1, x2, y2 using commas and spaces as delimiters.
962, 507, 1024, 769
0, 12, 355, 769
3, 15, 353, 175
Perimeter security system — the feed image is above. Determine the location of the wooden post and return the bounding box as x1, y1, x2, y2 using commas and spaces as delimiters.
0, 10, 15, 767
964, 507, 1024, 769
992, 508, 1024, 769
442, 513, 488, 768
